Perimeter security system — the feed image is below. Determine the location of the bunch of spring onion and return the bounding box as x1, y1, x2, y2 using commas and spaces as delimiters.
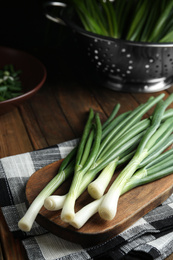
98, 94, 173, 221
68, 0, 173, 42
47, 95, 173, 228
70, 147, 173, 229
45, 96, 173, 228
45, 119, 173, 212
18, 93, 173, 232
60, 94, 169, 222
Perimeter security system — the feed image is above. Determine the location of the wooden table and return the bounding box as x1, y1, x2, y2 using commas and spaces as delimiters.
0, 49, 173, 259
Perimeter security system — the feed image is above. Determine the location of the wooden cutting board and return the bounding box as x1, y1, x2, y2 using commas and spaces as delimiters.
26, 159, 173, 246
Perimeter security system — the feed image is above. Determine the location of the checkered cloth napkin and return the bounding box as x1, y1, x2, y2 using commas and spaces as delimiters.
1, 139, 173, 260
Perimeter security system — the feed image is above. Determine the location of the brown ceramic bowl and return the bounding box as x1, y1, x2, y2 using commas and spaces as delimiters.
0, 46, 47, 114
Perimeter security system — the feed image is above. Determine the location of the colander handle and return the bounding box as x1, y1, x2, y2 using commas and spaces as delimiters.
43, 1, 67, 26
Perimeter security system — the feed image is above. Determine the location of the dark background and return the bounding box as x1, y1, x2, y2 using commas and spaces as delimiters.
0, 1, 71, 49
0, 0, 77, 77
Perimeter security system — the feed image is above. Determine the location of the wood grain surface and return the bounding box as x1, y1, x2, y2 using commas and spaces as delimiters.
0, 48, 173, 259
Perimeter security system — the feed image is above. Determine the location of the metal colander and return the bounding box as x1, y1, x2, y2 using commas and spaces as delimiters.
44, 1, 173, 93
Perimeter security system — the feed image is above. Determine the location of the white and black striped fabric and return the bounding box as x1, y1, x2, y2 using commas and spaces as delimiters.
1, 139, 173, 260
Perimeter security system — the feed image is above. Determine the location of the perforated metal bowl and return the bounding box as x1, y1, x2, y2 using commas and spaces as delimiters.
44, 1, 173, 93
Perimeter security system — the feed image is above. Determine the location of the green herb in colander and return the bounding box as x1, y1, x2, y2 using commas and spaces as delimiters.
69, 0, 173, 43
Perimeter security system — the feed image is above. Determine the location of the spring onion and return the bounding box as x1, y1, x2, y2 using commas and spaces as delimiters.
18, 108, 98, 231
88, 118, 173, 200
18, 105, 122, 230
45, 104, 173, 211
102, 103, 120, 130
87, 119, 150, 199
18, 93, 170, 231
70, 147, 173, 229
44, 158, 118, 211
97, 95, 163, 159
46, 114, 173, 213
44, 147, 135, 212
18, 159, 75, 231
61, 111, 102, 222
98, 94, 173, 221
69, 0, 173, 42
46, 94, 164, 218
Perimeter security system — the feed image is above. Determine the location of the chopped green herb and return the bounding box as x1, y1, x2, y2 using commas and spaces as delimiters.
0, 64, 23, 101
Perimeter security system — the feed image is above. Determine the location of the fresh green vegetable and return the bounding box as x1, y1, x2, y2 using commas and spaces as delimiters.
18, 105, 121, 231
18, 93, 173, 232
123, 152, 173, 194
70, 146, 173, 229
98, 94, 173, 221
96, 96, 164, 161
44, 141, 138, 211
61, 95, 166, 222
18, 159, 75, 232
147, 0, 173, 42
44, 158, 118, 211
45, 94, 172, 212
102, 103, 120, 130
61, 110, 102, 222
87, 119, 150, 199
88, 118, 173, 200
0, 64, 23, 101
69, 0, 173, 42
